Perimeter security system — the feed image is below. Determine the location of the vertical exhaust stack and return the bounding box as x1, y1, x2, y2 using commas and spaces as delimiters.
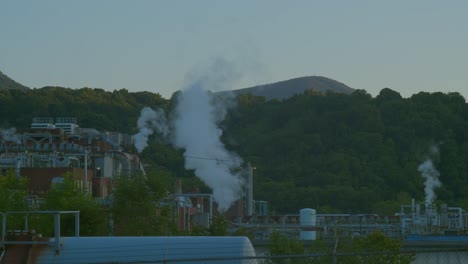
440, 203, 448, 227
245, 163, 254, 217
175, 178, 182, 194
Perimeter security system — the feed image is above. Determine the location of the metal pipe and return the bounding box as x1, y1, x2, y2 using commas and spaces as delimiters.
25, 214, 29, 231
2, 241, 50, 245
5, 210, 80, 214
449, 207, 463, 229
84, 149, 88, 194
1, 212, 5, 244
170, 194, 213, 228
15, 158, 21, 177
54, 213, 61, 254
246, 162, 254, 217
209, 195, 213, 228
75, 212, 80, 237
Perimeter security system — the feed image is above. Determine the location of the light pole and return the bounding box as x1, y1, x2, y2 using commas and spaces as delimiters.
246, 163, 255, 217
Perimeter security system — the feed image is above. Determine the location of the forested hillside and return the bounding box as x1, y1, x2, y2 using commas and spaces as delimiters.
222, 89, 468, 214
0, 71, 29, 91
0, 87, 167, 131
1, 86, 467, 215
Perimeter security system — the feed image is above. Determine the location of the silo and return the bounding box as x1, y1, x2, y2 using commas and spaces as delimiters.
299, 208, 317, 240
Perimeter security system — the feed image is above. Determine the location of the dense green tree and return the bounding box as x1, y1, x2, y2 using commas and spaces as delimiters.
223, 89, 468, 213
111, 172, 178, 236
37, 175, 108, 236
268, 231, 305, 255
208, 214, 229, 236
0, 169, 28, 212
350, 231, 414, 263
1, 86, 468, 215
0, 169, 29, 230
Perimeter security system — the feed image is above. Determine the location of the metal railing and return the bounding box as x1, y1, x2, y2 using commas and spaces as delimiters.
0, 210, 80, 254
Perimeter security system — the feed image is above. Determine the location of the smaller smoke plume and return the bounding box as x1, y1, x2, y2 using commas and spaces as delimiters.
418, 147, 442, 205
133, 107, 169, 153
0, 128, 21, 144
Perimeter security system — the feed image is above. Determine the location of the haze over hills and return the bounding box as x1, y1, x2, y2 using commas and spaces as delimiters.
221, 76, 354, 100
0, 71, 29, 91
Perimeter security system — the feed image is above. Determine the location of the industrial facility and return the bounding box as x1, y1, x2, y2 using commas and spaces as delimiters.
0, 118, 251, 231
229, 200, 468, 245
0, 211, 256, 264
2, 118, 468, 263
2, 118, 468, 240
0, 117, 142, 200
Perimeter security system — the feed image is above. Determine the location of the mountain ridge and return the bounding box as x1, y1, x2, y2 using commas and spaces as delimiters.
0, 71, 29, 91
221, 76, 354, 100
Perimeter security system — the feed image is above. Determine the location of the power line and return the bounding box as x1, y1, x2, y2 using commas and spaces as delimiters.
183, 154, 241, 164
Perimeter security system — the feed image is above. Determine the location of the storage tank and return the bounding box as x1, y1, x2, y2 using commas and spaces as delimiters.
299, 208, 317, 240
4, 236, 256, 264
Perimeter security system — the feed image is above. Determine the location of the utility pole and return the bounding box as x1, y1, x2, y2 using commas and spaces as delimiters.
246, 162, 254, 217
83, 149, 88, 194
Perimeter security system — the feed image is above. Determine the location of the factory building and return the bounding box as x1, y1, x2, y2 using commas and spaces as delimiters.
0, 118, 220, 232
0, 117, 143, 201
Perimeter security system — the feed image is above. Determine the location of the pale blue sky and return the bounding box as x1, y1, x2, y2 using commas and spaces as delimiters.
1, 0, 468, 99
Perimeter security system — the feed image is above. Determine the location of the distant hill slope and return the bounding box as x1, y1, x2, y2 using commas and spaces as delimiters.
222, 76, 354, 100
0, 71, 29, 91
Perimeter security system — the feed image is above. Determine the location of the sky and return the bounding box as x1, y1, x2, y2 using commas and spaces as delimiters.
1, 0, 468, 100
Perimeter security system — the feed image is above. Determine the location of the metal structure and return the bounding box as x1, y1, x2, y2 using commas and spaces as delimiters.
233, 200, 468, 244
399, 199, 466, 236
170, 193, 214, 229
1, 210, 80, 255
245, 163, 254, 217
0, 211, 256, 264
0, 117, 144, 199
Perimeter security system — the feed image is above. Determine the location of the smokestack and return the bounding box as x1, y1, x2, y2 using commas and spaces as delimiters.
175, 178, 182, 194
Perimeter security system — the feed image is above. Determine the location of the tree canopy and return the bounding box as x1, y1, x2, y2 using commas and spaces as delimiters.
1, 86, 467, 215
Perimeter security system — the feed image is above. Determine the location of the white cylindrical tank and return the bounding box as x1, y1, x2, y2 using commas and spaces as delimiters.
299, 208, 317, 240
29, 236, 256, 264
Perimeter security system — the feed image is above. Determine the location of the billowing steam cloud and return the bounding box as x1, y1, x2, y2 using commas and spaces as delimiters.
134, 58, 245, 211
0, 128, 21, 144
133, 107, 169, 153
418, 146, 442, 205
173, 86, 243, 212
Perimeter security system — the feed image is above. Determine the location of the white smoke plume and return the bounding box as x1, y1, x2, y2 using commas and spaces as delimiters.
172, 58, 244, 211
133, 107, 168, 153
0, 128, 21, 144
134, 57, 245, 211
173, 89, 243, 211
418, 146, 442, 205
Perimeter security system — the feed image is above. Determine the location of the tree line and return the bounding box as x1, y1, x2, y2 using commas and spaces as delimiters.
223, 88, 468, 214
0, 86, 467, 215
